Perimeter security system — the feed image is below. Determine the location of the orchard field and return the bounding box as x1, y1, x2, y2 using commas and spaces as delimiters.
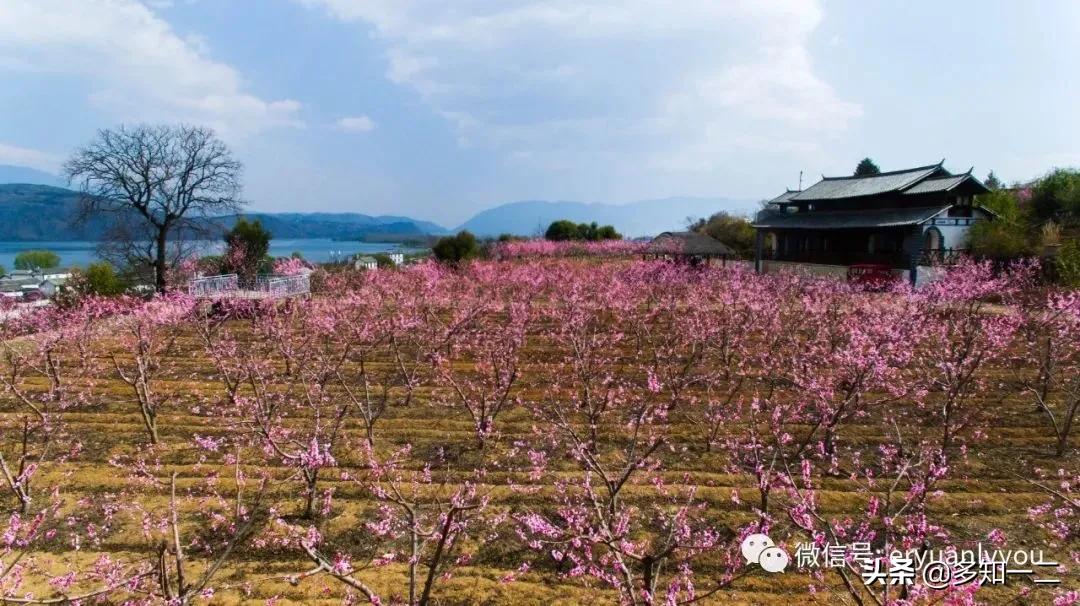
0, 258, 1077, 605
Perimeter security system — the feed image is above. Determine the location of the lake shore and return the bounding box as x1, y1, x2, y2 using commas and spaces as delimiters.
0, 239, 425, 270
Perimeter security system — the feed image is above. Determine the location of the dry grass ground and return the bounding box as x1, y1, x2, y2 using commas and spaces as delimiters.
1, 294, 1077, 605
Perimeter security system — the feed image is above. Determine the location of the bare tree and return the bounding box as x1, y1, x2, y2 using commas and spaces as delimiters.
65, 125, 242, 292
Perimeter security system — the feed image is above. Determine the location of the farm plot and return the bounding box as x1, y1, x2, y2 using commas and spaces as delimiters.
0, 259, 1076, 605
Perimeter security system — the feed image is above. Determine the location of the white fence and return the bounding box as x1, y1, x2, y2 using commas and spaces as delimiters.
255, 274, 311, 298
189, 273, 310, 299
189, 273, 239, 298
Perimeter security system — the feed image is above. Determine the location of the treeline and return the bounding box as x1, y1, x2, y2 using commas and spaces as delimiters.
431, 219, 624, 263
686, 211, 755, 258
971, 168, 1080, 285
543, 219, 621, 241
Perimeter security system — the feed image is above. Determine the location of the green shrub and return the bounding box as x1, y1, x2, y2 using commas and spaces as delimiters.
1056, 239, 1080, 287
56, 262, 128, 308
223, 218, 272, 281
687, 212, 755, 258
1029, 168, 1080, 226
544, 220, 621, 241
82, 262, 127, 296
969, 189, 1041, 260
545, 220, 580, 241
14, 249, 60, 271
371, 253, 396, 269
977, 189, 1025, 222
432, 231, 480, 264
968, 219, 1036, 260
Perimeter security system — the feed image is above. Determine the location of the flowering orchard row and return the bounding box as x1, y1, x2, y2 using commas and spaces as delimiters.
0, 259, 1076, 605
489, 238, 647, 259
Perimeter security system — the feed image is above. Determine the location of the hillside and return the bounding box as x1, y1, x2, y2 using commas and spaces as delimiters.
0, 184, 447, 241
455, 197, 758, 237
0, 183, 109, 240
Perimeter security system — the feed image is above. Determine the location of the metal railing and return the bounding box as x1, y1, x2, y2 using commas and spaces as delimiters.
255, 274, 310, 297
916, 248, 966, 267
189, 273, 239, 297
189, 273, 309, 299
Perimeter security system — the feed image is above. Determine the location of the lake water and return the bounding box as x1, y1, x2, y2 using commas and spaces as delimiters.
0, 239, 422, 271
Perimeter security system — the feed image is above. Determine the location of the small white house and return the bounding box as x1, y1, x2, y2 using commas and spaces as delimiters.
0, 277, 40, 299
354, 256, 378, 271
387, 252, 405, 266
37, 279, 60, 298
0, 284, 22, 299
0, 269, 71, 301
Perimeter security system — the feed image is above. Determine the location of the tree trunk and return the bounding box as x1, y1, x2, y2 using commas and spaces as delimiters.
364, 420, 375, 448
641, 555, 658, 604
419, 509, 458, 606
408, 517, 418, 606
155, 228, 169, 293
140, 402, 159, 445
303, 471, 318, 519
1055, 399, 1077, 457
823, 425, 836, 457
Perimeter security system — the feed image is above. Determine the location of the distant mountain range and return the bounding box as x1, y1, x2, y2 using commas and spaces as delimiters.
0, 183, 449, 241
455, 198, 758, 237
0, 164, 756, 242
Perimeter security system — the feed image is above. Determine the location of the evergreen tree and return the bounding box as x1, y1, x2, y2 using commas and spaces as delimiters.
854, 157, 881, 176
985, 170, 1002, 190
224, 218, 272, 283
432, 231, 480, 264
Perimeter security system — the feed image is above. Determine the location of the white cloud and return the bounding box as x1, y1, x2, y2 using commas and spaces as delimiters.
0, 142, 62, 172
0, 0, 302, 138
336, 115, 376, 132
299, 0, 860, 177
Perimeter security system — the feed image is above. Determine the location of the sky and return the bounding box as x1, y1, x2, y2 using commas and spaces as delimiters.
1, 0, 1079, 227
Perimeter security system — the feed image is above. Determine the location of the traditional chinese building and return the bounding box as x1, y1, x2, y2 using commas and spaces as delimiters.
753, 161, 994, 280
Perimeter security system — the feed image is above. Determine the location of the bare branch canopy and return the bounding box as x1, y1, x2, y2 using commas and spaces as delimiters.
64, 124, 243, 292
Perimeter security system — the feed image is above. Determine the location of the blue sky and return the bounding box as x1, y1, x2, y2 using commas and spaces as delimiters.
1, 1, 1078, 226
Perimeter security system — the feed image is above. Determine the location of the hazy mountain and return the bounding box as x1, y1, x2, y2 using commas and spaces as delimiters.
0, 168, 752, 242
259, 213, 447, 236
0, 164, 66, 188
0, 184, 111, 240
0, 184, 448, 241
455, 197, 759, 237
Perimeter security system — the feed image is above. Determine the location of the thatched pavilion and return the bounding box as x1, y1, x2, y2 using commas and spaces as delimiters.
645, 231, 736, 266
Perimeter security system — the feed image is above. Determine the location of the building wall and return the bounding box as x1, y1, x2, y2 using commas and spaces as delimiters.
922, 214, 989, 250
924, 223, 971, 249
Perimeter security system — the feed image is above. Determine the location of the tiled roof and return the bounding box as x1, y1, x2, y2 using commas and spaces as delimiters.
902, 173, 981, 195
647, 231, 736, 256
753, 205, 949, 229
790, 163, 946, 201
768, 189, 800, 204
